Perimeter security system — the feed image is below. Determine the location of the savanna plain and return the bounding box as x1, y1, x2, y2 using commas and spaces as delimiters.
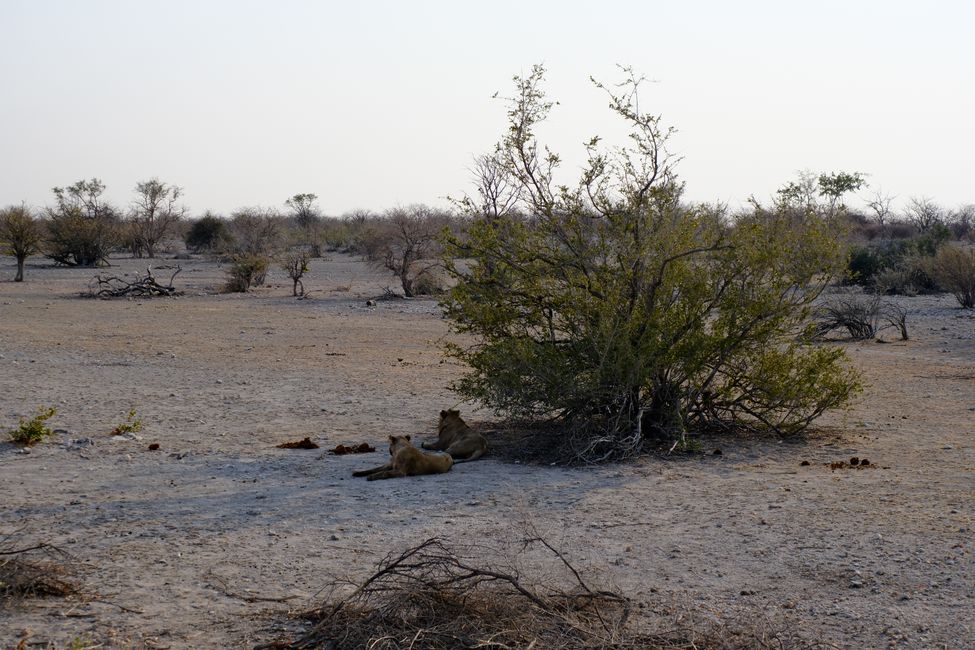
1, 254, 973, 649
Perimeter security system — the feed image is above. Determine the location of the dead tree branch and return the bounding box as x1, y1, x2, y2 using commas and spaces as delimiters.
86, 266, 183, 299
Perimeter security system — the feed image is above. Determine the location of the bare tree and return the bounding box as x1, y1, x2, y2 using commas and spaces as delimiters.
948, 204, 975, 240
865, 189, 895, 237
229, 207, 284, 256
904, 196, 945, 233
469, 152, 521, 220
129, 178, 187, 258
0, 205, 44, 282
366, 205, 448, 297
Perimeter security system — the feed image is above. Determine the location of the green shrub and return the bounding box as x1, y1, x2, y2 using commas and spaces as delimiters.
224, 254, 270, 292
109, 409, 143, 436
442, 66, 862, 461
9, 406, 58, 446
847, 232, 948, 293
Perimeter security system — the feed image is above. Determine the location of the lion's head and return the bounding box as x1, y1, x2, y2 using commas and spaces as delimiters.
438, 409, 465, 435
388, 434, 412, 454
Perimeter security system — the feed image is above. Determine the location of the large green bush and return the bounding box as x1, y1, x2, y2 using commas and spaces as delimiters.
442, 66, 861, 460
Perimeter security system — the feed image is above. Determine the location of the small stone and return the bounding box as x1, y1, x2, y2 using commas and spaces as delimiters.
329, 534, 340, 541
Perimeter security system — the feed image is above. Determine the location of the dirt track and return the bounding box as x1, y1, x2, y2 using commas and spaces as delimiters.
1, 255, 973, 649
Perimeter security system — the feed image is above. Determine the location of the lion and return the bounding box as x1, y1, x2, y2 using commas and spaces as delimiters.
352, 435, 453, 481
422, 409, 487, 463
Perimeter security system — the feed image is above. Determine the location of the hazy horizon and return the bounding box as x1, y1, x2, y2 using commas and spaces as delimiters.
2, 0, 972, 217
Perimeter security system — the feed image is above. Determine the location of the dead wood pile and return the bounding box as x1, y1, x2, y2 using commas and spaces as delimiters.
86, 266, 183, 298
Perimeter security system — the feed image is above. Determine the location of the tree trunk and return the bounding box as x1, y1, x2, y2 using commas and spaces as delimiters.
15, 255, 25, 282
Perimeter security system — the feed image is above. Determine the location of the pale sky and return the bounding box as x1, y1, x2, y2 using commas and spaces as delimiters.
1, 0, 972, 216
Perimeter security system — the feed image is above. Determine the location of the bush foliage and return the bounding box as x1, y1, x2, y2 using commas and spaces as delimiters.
45, 179, 120, 267
929, 245, 975, 308
442, 66, 861, 460
224, 253, 270, 292
9, 406, 58, 446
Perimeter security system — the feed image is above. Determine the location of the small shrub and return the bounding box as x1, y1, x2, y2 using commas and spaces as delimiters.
816, 295, 910, 340
9, 406, 58, 446
846, 246, 885, 284
224, 254, 270, 292
280, 250, 311, 296
872, 258, 936, 296
929, 246, 975, 308
109, 409, 143, 436
817, 296, 882, 340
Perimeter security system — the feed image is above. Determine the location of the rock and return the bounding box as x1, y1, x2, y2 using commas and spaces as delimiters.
63, 437, 95, 450
329, 534, 340, 541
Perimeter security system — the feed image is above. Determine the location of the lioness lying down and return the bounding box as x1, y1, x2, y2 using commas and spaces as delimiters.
422, 409, 487, 462
352, 435, 453, 481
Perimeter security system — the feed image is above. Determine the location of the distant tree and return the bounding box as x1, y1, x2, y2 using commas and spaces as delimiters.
285, 193, 326, 256
285, 193, 321, 228
457, 152, 522, 221
904, 196, 945, 233
46, 178, 120, 266
129, 178, 187, 257
0, 204, 44, 281
948, 204, 974, 240
817, 171, 867, 220
229, 207, 284, 256
865, 189, 896, 237
365, 205, 448, 297
776, 170, 866, 223
184, 212, 233, 252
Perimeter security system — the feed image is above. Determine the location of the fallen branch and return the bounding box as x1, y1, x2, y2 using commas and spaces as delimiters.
86, 266, 183, 299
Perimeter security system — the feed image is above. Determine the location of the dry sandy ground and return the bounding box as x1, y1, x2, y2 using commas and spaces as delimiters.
0, 254, 972, 649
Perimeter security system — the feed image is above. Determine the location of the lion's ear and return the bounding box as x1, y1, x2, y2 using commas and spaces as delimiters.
389, 435, 396, 442
440, 410, 447, 418
405, 434, 411, 441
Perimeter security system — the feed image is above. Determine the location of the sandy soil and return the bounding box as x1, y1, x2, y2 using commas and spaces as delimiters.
0, 254, 972, 649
